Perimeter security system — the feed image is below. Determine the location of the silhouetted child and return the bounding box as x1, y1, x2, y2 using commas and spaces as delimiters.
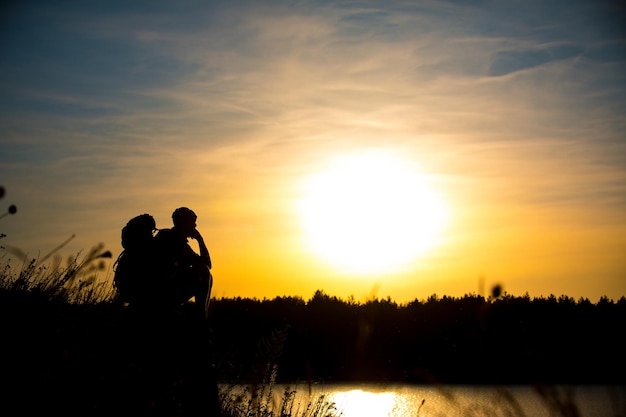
153, 207, 213, 318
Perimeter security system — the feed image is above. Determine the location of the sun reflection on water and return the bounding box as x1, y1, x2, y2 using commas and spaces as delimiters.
329, 389, 411, 417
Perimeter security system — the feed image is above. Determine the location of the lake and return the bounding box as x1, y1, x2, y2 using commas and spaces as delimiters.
220, 383, 626, 417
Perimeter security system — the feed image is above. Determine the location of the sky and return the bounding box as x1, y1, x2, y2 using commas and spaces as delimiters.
1, 0, 625, 304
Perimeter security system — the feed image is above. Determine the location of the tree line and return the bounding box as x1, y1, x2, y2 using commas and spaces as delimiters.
208, 290, 626, 385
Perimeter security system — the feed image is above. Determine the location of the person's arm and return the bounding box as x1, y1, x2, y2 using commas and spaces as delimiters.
191, 229, 212, 269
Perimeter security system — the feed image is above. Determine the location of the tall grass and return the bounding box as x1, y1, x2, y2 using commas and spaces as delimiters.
219, 384, 340, 417
219, 327, 341, 417
0, 237, 115, 304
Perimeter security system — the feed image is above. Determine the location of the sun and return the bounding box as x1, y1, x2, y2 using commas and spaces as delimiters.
297, 151, 449, 275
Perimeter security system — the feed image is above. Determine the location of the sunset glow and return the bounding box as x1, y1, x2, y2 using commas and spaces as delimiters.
297, 151, 448, 275
330, 390, 406, 417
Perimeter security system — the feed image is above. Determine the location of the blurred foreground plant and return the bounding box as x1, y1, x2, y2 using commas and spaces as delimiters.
219, 326, 341, 417
0, 184, 114, 304
0, 236, 114, 304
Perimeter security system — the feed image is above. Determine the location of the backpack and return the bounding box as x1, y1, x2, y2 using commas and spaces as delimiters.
121, 213, 156, 252
114, 214, 157, 303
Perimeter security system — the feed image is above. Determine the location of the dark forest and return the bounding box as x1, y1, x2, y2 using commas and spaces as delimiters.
3, 288, 625, 387
208, 290, 626, 385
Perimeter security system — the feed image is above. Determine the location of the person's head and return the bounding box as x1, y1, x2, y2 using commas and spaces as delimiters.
172, 207, 197, 236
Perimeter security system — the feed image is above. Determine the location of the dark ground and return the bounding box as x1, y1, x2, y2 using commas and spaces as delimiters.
2, 290, 625, 416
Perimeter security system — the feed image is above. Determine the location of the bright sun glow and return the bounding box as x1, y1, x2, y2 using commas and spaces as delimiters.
297, 151, 449, 275
330, 390, 406, 417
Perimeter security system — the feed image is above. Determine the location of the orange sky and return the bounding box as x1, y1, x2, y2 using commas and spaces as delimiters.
1, 1, 624, 303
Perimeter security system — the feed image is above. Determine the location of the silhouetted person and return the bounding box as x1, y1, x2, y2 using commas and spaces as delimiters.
152, 208, 219, 416
114, 210, 220, 416
113, 213, 163, 310
153, 207, 213, 318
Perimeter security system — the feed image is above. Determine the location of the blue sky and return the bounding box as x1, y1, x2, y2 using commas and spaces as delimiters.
1, 0, 625, 302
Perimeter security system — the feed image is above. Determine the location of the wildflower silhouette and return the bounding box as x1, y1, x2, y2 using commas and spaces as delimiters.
0, 186, 18, 220
0, 205, 17, 220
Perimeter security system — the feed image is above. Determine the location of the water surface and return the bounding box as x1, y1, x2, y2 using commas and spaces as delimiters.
221, 383, 626, 417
